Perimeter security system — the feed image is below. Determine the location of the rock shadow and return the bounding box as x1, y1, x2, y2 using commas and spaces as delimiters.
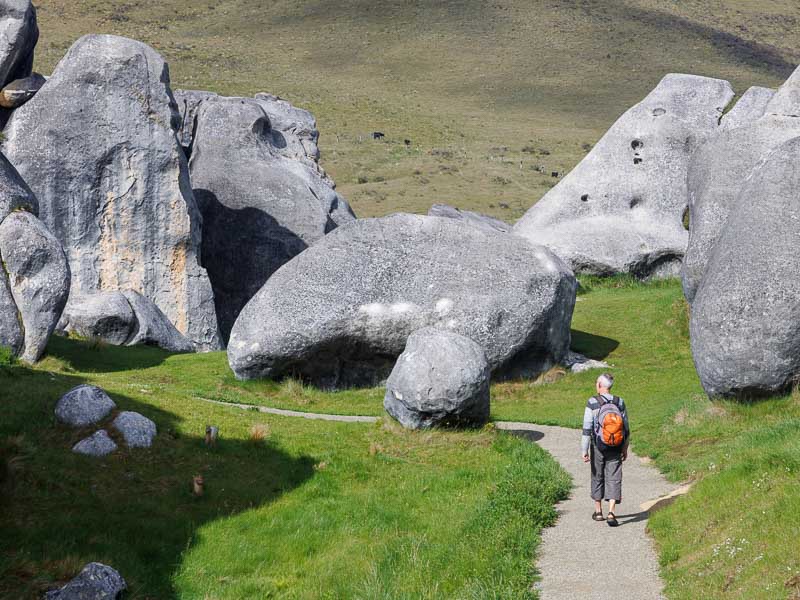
194, 189, 308, 344
0, 361, 315, 598
570, 329, 619, 361
44, 335, 176, 373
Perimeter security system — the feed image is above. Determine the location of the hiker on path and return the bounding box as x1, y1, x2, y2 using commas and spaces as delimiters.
581, 373, 629, 527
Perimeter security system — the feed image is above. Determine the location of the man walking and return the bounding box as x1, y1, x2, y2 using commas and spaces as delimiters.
581, 373, 629, 526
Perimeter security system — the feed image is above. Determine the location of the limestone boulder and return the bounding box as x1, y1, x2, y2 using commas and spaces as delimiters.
428, 204, 511, 234
691, 137, 800, 398
0, 71, 44, 108
384, 328, 490, 429
188, 95, 355, 341
0, 1, 37, 89
254, 92, 323, 165
683, 67, 800, 303
121, 290, 194, 352
228, 214, 577, 388
719, 86, 775, 131
2, 34, 220, 350
55, 384, 116, 427
45, 562, 126, 600
513, 73, 735, 278
72, 430, 117, 457
112, 411, 156, 448
0, 210, 70, 362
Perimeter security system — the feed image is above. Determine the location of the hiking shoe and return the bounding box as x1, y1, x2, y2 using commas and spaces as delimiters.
592, 511, 605, 522
607, 512, 619, 527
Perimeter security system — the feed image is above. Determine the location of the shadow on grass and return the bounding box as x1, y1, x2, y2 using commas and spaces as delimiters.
570, 329, 619, 361
43, 335, 177, 373
0, 362, 315, 599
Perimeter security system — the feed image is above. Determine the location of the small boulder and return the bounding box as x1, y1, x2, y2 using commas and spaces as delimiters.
55, 385, 116, 427
384, 328, 490, 429
0, 210, 70, 362
112, 411, 156, 448
59, 291, 136, 346
563, 351, 611, 373
72, 430, 117, 457
0, 71, 43, 108
428, 204, 511, 234
45, 562, 126, 600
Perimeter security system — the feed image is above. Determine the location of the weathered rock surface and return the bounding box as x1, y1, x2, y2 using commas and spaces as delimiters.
72, 430, 117, 457
112, 411, 156, 448
121, 290, 193, 352
0, 210, 70, 362
428, 204, 511, 234
0, 70, 44, 108
682, 67, 800, 304
55, 384, 116, 427
513, 73, 735, 278
384, 328, 490, 429
229, 214, 577, 388
691, 137, 800, 398
3, 34, 220, 350
45, 562, 126, 600
189, 95, 355, 341
0, 1, 38, 90
173, 88, 217, 153
254, 92, 323, 166
719, 86, 775, 131
59, 291, 136, 345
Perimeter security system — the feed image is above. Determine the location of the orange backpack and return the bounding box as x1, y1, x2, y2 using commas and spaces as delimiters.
593, 396, 625, 452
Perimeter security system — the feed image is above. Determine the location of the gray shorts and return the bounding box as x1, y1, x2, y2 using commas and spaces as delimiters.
590, 443, 622, 502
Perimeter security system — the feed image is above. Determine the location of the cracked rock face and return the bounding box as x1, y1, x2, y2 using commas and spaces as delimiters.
228, 213, 577, 389
513, 73, 735, 278
185, 95, 356, 342
2, 34, 220, 350
0, 0, 38, 89
55, 384, 116, 427
683, 67, 800, 304
691, 136, 800, 398
384, 328, 490, 429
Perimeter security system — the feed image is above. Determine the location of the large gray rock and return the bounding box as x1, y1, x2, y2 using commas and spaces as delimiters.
55, 384, 116, 427
428, 204, 511, 234
682, 68, 800, 304
121, 290, 193, 352
112, 411, 156, 448
513, 74, 735, 278
719, 86, 775, 131
0, 1, 37, 89
189, 95, 355, 341
45, 562, 126, 599
384, 328, 490, 429
691, 137, 800, 398
254, 92, 324, 166
229, 214, 577, 388
0, 210, 70, 362
72, 430, 118, 457
0, 70, 44, 108
2, 34, 221, 350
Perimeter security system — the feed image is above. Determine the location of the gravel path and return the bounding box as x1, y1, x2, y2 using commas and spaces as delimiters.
496, 422, 674, 600
198, 399, 676, 598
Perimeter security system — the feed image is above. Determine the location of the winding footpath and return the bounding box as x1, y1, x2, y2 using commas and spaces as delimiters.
199, 398, 680, 599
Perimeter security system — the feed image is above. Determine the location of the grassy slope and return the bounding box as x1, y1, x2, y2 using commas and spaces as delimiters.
0, 340, 569, 599
32, 0, 800, 221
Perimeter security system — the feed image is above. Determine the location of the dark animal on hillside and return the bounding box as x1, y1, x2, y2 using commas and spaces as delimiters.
372, 132, 385, 140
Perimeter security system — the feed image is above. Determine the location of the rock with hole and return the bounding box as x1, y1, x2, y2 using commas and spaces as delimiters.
514, 73, 735, 278
683, 67, 800, 303
229, 213, 577, 388
384, 328, 490, 429
55, 385, 116, 427
2, 34, 220, 350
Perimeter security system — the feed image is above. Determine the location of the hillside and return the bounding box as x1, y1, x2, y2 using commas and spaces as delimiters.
33, 0, 800, 221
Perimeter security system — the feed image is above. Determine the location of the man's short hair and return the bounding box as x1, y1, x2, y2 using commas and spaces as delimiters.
597, 373, 614, 389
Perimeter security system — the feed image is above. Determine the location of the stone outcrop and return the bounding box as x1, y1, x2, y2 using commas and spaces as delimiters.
428, 204, 511, 234
513, 74, 735, 278
0, 1, 38, 89
3, 34, 220, 350
229, 214, 576, 388
187, 95, 355, 341
690, 137, 800, 398
59, 289, 193, 352
683, 67, 800, 303
45, 562, 126, 600
384, 328, 490, 429
55, 384, 116, 427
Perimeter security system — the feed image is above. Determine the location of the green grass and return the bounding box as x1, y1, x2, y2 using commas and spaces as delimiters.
0, 339, 569, 599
